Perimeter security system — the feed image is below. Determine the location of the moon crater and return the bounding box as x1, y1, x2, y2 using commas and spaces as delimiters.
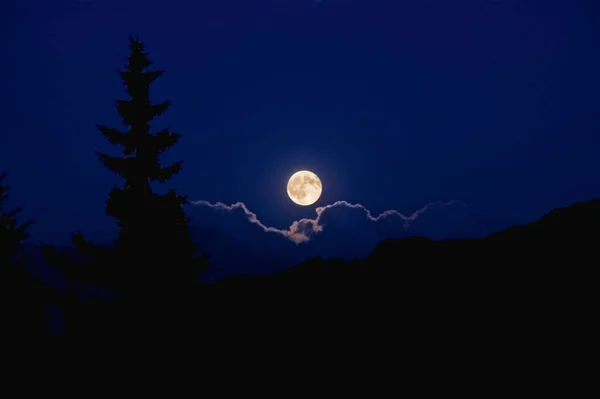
287, 170, 322, 206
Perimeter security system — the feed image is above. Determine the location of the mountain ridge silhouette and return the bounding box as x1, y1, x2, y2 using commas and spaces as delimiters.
195, 198, 595, 358
203, 196, 597, 313
12, 197, 596, 349
21, 198, 598, 286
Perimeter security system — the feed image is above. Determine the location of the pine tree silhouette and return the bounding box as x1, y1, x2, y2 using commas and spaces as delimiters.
0, 171, 34, 267
0, 171, 48, 336
70, 36, 208, 297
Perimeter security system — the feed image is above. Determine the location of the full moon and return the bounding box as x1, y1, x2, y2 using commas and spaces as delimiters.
287, 170, 322, 206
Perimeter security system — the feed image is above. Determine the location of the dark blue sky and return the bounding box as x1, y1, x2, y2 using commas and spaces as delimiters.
3, 0, 600, 246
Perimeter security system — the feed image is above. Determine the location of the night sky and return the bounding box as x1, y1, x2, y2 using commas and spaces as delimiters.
3, 0, 600, 257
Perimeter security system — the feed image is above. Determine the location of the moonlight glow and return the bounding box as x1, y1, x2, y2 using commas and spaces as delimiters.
287, 170, 322, 206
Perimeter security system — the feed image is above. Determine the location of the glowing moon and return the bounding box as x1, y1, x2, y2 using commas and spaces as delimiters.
287, 170, 322, 206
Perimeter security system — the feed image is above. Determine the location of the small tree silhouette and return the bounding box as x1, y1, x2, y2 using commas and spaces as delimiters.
0, 171, 34, 266
68, 36, 208, 297
0, 171, 47, 336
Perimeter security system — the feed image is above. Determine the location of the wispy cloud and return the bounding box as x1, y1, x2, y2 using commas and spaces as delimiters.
189, 200, 466, 244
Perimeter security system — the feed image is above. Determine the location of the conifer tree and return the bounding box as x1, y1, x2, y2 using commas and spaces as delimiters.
0, 171, 47, 335
72, 36, 207, 296
0, 171, 34, 267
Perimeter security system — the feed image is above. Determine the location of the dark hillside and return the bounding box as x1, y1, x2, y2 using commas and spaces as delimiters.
201, 199, 596, 346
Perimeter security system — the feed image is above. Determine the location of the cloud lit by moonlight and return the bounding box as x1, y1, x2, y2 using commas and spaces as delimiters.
189, 199, 466, 244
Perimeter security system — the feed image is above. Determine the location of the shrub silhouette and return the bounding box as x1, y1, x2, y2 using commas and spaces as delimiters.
0, 171, 48, 336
